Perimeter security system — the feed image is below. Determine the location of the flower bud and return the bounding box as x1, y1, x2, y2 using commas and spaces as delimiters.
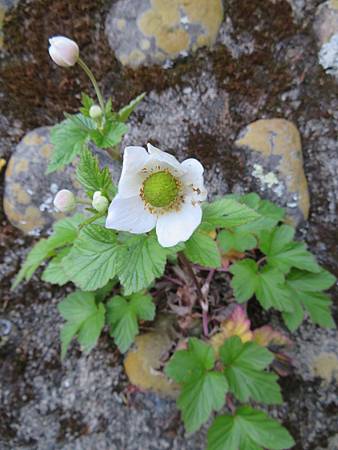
53, 189, 76, 213
48, 36, 79, 67
92, 191, 109, 213
89, 105, 103, 119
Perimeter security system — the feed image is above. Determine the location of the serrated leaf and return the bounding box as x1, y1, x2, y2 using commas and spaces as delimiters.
184, 229, 221, 268
229, 259, 258, 301
41, 248, 71, 285
218, 229, 257, 253
220, 336, 282, 405
89, 121, 128, 148
259, 225, 320, 273
165, 338, 228, 433
207, 406, 295, 450
58, 291, 105, 358
117, 233, 168, 295
230, 261, 293, 312
107, 292, 155, 353
76, 147, 116, 198
118, 92, 146, 122
79, 93, 95, 116
282, 269, 335, 331
202, 197, 260, 230
13, 214, 83, 288
62, 225, 122, 291
47, 115, 90, 173
238, 198, 285, 234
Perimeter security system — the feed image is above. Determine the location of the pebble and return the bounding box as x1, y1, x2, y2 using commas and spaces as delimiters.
3, 127, 120, 235
105, 0, 223, 68
235, 119, 310, 226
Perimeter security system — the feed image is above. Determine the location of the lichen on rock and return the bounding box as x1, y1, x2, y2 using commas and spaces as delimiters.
105, 0, 223, 68
235, 119, 310, 226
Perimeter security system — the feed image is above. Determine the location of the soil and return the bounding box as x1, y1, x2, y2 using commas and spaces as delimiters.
0, 1, 337, 449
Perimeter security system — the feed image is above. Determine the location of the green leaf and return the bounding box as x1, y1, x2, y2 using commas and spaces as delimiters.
13, 214, 83, 288
282, 269, 335, 331
117, 233, 169, 295
207, 406, 295, 450
76, 147, 116, 198
47, 115, 90, 173
184, 229, 221, 268
230, 260, 293, 312
238, 198, 285, 235
229, 259, 258, 302
218, 229, 257, 253
165, 338, 228, 433
58, 291, 105, 358
79, 93, 95, 116
41, 248, 71, 285
107, 292, 155, 353
259, 225, 320, 273
220, 336, 282, 405
62, 225, 122, 291
202, 197, 260, 230
89, 122, 128, 148
118, 92, 146, 122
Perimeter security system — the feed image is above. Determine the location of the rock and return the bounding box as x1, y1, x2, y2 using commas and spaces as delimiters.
313, 1, 338, 47
235, 119, 310, 225
105, 0, 224, 68
4, 127, 120, 235
319, 33, 338, 78
124, 316, 179, 398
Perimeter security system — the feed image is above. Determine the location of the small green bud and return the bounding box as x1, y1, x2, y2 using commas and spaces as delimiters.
92, 191, 109, 212
53, 189, 76, 213
89, 105, 102, 119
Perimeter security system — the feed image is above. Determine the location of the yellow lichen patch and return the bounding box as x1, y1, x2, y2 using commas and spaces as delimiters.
312, 352, 338, 384
235, 119, 310, 221
23, 132, 45, 146
40, 143, 53, 159
126, 49, 146, 66
116, 18, 126, 30
151, 0, 180, 27
0, 158, 6, 172
330, 0, 338, 10
4, 157, 14, 177
156, 28, 190, 54
140, 39, 151, 50
13, 158, 29, 174
182, 0, 223, 41
124, 331, 179, 397
10, 182, 31, 205
21, 206, 46, 232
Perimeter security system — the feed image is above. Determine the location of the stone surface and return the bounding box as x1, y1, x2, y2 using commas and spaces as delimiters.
3, 127, 120, 235
124, 316, 179, 398
319, 33, 338, 78
235, 119, 310, 225
312, 352, 338, 384
105, 0, 223, 67
313, 0, 338, 47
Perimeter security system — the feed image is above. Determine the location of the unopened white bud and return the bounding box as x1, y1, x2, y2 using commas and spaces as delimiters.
92, 191, 109, 213
48, 36, 79, 67
53, 189, 76, 213
89, 105, 103, 119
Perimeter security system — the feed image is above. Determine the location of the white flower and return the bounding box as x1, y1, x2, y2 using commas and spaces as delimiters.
92, 191, 109, 212
53, 189, 76, 213
105, 144, 207, 247
48, 36, 79, 67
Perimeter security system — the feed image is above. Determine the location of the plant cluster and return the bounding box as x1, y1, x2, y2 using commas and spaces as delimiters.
13, 36, 336, 450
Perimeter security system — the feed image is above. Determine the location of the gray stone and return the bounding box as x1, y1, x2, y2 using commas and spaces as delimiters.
3, 127, 120, 235
313, 0, 338, 47
319, 33, 338, 78
105, 0, 223, 68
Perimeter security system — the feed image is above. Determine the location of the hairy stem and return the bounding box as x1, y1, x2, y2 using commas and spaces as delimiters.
78, 57, 105, 114
178, 253, 209, 336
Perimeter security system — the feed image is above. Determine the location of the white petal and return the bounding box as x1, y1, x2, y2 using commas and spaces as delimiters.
147, 143, 184, 174
118, 146, 150, 198
181, 158, 208, 201
156, 201, 202, 247
105, 195, 156, 233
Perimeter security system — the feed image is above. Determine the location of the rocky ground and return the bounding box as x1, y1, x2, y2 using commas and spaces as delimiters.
0, 0, 337, 449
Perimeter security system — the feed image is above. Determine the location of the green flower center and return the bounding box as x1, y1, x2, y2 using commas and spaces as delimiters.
141, 170, 180, 208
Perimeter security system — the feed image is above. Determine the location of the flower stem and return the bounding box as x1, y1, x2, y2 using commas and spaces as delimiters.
178, 252, 209, 336
78, 57, 105, 114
